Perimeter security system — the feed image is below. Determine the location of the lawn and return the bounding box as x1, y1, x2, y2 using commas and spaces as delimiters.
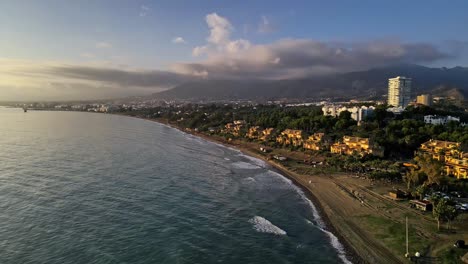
357, 214, 432, 256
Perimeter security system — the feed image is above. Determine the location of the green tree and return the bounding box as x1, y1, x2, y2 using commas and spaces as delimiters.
414, 154, 444, 186
432, 199, 457, 231
433, 199, 447, 231
414, 184, 428, 200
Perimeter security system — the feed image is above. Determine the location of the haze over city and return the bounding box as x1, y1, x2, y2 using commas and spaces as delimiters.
1, 0, 468, 101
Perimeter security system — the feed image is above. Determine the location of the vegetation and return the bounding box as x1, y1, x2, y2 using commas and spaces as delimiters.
404, 154, 445, 189
432, 199, 459, 231
359, 214, 430, 256
130, 104, 468, 155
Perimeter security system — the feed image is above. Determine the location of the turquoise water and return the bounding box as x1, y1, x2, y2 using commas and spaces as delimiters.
0, 108, 350, 264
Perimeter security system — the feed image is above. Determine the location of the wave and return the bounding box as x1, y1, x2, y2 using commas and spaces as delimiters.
231, 161, 261, 170
249, 216, 287, 236
237, 153, 267, 168
267, 170, 352, 264
153, 122, 351, 263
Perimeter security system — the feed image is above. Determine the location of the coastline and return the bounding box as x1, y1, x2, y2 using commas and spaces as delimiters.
123, 115, 365, 263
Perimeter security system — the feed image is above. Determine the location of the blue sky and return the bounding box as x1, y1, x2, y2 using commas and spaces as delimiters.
1, 0, 467, 100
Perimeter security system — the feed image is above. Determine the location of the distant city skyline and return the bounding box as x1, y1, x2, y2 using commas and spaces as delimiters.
1, 0, 468, 100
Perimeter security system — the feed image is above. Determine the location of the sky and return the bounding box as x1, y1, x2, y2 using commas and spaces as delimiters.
1, 0, 468, 101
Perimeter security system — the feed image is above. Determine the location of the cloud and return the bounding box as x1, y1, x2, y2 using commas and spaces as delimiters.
0, 58, 199, 101
175, 13, 452, 79
96, 42, 112, 49
258, 15, 275, 34
192, 13, 251, 57
80, 52, 95, 59
140, 5, 150, 17
46, 65, 195, 87
172, 37, 186, 44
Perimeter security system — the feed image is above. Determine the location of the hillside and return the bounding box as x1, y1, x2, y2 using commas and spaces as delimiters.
151, 65, 468, 101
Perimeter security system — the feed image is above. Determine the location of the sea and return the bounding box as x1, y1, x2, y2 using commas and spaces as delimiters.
0, 107, 351, 264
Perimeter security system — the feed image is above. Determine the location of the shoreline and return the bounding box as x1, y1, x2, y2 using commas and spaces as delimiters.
123, 115, 364, 263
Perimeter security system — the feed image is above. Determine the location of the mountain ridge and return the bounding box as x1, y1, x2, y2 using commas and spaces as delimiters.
150, 64, 468, 101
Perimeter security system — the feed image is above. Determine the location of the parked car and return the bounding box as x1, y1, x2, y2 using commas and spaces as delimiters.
454, 240, 465, 248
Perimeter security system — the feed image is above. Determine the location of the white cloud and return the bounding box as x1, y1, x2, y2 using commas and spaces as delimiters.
176, 13, 451, 80
96, 42, 112, 49
192, 45, 208, 57
192, 13, 251, 57
258, 15, 275, 34
205, 13, 232, 45
140, 5, 150, 17
172, 37, 186, 44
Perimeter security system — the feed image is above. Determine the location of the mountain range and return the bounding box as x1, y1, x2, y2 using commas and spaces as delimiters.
150, 64, 468, 101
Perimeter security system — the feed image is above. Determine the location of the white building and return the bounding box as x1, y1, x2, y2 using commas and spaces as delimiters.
322, 105, 375, 123
388, 76, 412, 108
424, 115, 460, 125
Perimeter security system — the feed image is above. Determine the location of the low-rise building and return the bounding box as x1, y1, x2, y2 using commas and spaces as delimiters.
424, 115, 460, 125
223, 122, 244, 137
419, 139, 461, 162
247, 126, 261, 139
331, 136, 384, 157
322, 105, 375, 123
303, 133, 324, 151
276, 129, 304, 147
246, 127, 275, 141
418, 139, 468, 179
445, 154, 468, 179
259, 128, 275, 141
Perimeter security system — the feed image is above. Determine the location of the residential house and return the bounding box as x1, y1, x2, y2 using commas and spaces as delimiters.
303, 133, 324, 151
330, 136, 384, 157
276, 129, 304, 147
223, 122, 245, 137
419, 139, 461, 162
259, 128, 275, 141
418, 139, 468, 179
247, 126, 261, 139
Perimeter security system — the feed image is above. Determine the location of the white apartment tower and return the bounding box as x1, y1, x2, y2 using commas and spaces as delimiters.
387, 76, 412, 108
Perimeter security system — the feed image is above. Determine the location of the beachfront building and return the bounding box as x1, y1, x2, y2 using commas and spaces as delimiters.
259, 128, 275, 141
246, 126, 261, 139
388, 76, 412, 108
276, 129, 304, 147
331, 136, 384, 157
246, 127, 275, 142
418, 139, 468, 179
303, 133, 325, 151
223, 121, 246, 137
322, 105, 375, 123
423, 115, 460, 125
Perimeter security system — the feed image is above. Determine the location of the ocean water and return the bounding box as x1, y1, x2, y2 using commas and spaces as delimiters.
0, 108, 350, 264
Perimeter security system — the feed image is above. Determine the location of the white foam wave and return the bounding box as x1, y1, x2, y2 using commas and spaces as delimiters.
237, 153, 267, 168
249, 216, 286, 235
267, 170, 352, 264
243, 177, 256, 183
231, 161, 261, 170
